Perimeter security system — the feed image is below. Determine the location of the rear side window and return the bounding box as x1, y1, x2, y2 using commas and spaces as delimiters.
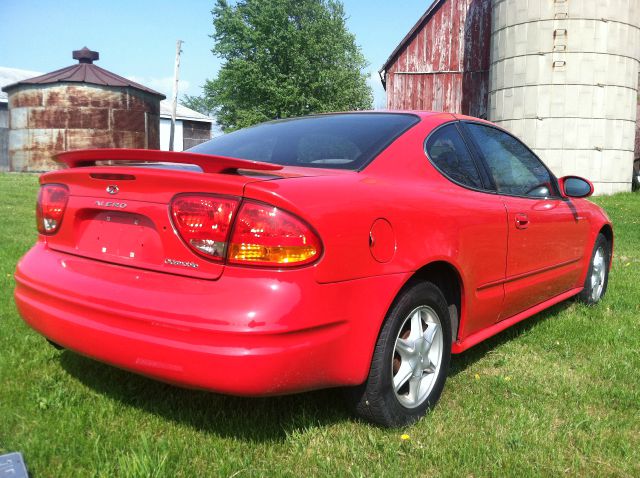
425, 123, 483, 189
466, 123, 556, 198
188, 113, 420, 170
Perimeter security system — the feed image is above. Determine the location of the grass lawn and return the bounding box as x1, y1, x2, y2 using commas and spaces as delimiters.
0, 172, 638, 477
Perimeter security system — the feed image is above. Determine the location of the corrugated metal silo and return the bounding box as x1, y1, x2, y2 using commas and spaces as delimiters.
2, 48, 166, 172
488, 0, 640, 194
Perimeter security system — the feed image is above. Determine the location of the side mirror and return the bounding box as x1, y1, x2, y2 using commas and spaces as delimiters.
559, 176, 594, 198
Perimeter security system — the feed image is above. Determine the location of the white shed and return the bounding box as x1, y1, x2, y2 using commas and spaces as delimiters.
159, 101, 220, 152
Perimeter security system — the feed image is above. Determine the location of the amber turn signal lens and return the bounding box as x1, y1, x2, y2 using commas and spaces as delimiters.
228, 202, 321, 266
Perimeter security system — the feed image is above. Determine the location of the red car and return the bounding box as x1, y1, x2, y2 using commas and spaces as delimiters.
14, 112, 612, 427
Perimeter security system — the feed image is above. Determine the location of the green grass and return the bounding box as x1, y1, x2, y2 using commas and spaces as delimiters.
0, 172, 638, 477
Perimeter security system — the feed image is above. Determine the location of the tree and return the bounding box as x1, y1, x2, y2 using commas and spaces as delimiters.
184, 0, 373, 131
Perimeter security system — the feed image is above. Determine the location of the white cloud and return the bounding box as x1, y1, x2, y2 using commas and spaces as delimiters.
126, 75, 191, 98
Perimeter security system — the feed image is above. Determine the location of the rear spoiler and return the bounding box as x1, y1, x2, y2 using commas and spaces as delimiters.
55, 148, 283, 174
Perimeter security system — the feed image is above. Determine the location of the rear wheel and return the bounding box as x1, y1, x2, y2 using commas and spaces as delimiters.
578, 233, 610, 304
348, 282, 451, 427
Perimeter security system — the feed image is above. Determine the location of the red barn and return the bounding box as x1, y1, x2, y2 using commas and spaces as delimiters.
380, 0, 491, 118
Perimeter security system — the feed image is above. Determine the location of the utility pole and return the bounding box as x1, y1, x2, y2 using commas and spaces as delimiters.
169, 40, 183, 151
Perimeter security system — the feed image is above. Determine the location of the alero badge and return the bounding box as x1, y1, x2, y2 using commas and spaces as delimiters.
95, 200, 127, 208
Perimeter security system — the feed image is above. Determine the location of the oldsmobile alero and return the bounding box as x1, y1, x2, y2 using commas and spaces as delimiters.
14, 112, 613, 427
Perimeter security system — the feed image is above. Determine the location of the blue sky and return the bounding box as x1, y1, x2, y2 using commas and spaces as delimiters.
0, 0, 431, 108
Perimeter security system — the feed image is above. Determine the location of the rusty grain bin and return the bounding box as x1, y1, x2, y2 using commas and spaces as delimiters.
1, 47, 166, 172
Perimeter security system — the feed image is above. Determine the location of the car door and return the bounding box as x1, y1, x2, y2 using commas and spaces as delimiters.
462, 122, 589, 320
424, 122, 507, 337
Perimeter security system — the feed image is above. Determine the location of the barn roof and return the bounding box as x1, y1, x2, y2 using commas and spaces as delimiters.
160, 101, 216, 123
379, 0, 447, 74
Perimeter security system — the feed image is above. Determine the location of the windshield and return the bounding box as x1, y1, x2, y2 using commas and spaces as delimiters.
187, 113, 419, 170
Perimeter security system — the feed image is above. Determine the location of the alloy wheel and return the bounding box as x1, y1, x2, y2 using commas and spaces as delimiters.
591, 246, 606, 302
392, 305, 443, 409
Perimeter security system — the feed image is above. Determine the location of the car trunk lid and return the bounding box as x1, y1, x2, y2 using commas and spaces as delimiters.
39, 149, 294, 280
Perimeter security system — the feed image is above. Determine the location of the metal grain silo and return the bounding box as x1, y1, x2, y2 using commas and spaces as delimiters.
488, 0, 640, 194
1, 47, 166, 172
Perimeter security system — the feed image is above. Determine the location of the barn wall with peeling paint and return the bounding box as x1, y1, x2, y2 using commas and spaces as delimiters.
381, 0, 492, 118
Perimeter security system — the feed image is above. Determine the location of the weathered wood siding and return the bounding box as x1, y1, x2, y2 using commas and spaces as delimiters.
385, 0, 491, 118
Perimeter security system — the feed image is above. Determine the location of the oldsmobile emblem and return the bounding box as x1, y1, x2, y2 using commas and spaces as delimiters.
106, 185, 119, 195
165, 258, 199, 269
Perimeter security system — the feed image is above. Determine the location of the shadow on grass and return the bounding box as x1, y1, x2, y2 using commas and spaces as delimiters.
449, 300, 573, 376
58, 299, 574, 439
58, 351, 350, 442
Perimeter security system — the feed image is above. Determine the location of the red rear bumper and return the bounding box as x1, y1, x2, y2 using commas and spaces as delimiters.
14, 243, 407, 396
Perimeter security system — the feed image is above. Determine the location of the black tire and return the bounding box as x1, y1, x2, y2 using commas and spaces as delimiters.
347, 281, 451, 427
577, 233, 610, 305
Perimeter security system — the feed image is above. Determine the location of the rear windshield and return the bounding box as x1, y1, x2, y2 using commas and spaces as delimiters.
188, 113, 420, 170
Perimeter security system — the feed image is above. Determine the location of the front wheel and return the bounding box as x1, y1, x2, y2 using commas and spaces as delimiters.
577, 233, 611, 304
348, 281, 451, 427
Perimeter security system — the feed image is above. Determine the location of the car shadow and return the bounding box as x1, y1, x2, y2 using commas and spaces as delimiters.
58, 351, 351, 442
449, 300, 573, 376
58, 300, 572, 438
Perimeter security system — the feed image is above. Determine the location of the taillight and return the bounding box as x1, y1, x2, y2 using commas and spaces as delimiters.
228, 201, 321, 267
170, 195, 239, 260
36, 184, 69, 235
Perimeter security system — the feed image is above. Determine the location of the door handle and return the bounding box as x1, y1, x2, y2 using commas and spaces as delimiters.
515, 213, 529, 229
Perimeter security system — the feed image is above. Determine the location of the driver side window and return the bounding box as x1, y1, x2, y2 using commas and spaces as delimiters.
466, 123, 555, 198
